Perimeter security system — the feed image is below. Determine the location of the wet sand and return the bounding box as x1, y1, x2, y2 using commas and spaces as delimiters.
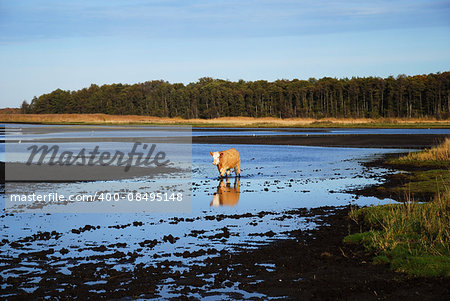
193, 133, 449, 148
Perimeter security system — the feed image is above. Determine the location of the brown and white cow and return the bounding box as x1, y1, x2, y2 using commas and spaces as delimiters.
209, 148, 241, 177
210, 178, 241, 207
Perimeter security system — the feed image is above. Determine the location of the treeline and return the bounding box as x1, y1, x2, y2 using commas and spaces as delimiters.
22, 72, 450, 119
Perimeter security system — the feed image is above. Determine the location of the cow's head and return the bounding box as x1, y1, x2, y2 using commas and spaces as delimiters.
209, 151, 220, 165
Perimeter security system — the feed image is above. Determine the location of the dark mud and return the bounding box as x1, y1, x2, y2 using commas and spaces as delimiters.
34, 133, 448, 148
203, 206, 449, 300
1, 206, 448, 300
193, 134, 449, 149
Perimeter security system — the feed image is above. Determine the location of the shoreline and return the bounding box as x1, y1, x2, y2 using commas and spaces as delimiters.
206, 206, 449, 299
193, 134, 449, 149
1, 128, 448, 299
1, 114, 449, 128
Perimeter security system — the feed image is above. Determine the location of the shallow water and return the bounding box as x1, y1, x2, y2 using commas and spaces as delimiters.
3, 124, 450, 142
0, 124, 415, 298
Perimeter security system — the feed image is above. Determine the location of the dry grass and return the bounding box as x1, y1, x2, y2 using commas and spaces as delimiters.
399, 138, 450, 162
1, 113, 449, 128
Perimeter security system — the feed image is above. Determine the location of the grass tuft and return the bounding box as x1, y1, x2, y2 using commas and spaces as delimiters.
346, 189, 450, 277
397, 138, 450, 162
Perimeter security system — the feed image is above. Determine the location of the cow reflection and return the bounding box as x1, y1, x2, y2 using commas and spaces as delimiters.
211, 178, 241, 207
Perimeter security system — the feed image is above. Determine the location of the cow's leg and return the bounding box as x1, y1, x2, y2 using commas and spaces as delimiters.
219, 168, 226, 178
235, 163, 241, 177
226, 169, 231, 177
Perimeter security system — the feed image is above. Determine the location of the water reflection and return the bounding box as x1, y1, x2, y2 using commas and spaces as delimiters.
211, 178, 241, 207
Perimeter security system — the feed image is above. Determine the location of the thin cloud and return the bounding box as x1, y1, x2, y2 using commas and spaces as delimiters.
1, 0, 449, 43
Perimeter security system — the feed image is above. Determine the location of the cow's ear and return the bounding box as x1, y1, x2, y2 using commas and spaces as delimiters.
209, 151, 213, 156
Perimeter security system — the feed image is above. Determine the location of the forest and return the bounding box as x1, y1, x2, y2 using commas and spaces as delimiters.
21, 72, 450, 119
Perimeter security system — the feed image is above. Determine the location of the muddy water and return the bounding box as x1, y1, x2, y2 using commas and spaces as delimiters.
0, 125, 411, 298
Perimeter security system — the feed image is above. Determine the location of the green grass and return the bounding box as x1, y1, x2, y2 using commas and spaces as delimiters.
388, 170, 450, 198
346, 139, 450, 277
381, 139, 450, 200
387, 159, 450, 169
344, 190, 450, 277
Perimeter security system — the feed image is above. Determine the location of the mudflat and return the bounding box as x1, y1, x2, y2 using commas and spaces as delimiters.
2, 206, 448, 300
1, 129, 449, 299
193, 133, 449, 148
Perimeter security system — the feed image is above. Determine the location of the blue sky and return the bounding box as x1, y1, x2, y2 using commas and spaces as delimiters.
0, 0, 449, 108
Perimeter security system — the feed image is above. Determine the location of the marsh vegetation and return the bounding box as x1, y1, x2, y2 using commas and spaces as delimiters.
346, 139, 450, 277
